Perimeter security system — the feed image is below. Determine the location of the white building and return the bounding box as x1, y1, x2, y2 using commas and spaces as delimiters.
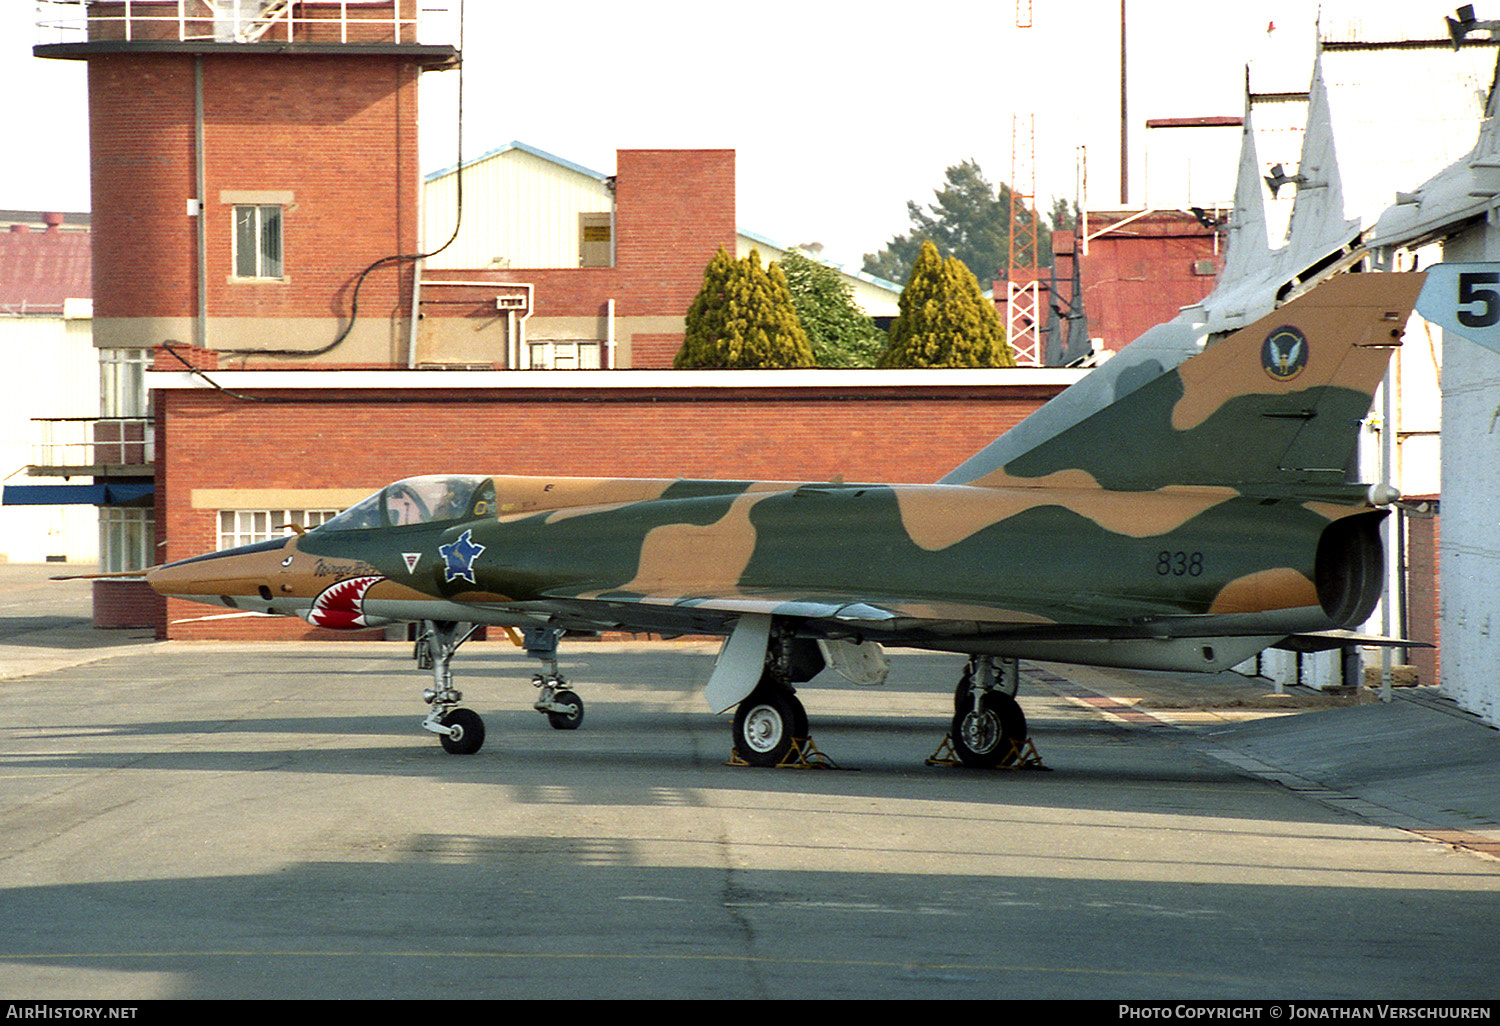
421, 141, 901, 323
1364, 23, 1500, 727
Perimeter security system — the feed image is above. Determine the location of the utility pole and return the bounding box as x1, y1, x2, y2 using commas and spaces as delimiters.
1120, 0, 1129, 206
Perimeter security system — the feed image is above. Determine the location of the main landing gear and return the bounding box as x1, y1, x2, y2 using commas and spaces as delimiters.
523, 627, 585, 730
727, 625, 830, 767
730, 674, 812, 767
938, 656, 1035, 769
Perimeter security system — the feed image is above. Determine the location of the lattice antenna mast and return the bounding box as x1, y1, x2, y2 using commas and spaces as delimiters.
1006, 4, 1042, 366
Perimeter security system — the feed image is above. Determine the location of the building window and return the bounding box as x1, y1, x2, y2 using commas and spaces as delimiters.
99, 507, 154, 574
233, 205, 284, 279
579, 212, 613, 268
100, 348, 151, 418
529, 341, 602, 370
218, 509, 337, 549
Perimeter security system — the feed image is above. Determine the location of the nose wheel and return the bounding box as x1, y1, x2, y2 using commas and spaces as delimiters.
437, 707, 485, 755
417, 620, 487, 755
534, 676, 585, 730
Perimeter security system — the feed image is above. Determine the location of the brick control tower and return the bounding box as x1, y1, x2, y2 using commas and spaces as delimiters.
35, 1, 458, 368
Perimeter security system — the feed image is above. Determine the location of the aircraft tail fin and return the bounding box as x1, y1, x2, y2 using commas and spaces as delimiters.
944, 272, 1425, 493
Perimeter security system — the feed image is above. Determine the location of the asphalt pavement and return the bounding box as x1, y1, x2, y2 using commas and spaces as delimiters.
2, 563, 1498, 1000
3, 562, 1497, 862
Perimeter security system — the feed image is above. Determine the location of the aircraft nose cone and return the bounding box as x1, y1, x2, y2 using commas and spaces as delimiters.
146, 541, 291, 597
144, 559, 208, 597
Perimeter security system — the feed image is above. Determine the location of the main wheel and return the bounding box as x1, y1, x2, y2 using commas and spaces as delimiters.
546, 689, 585, 730
951, 692, 1027, 769
732, 687, 806, 767
439, 707, 486, 755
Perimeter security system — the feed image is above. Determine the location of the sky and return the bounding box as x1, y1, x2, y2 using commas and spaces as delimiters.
0, 0, 1473, 271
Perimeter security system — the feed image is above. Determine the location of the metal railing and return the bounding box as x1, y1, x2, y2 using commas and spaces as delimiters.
35, 0, 420, 47
30, 418, 155, 473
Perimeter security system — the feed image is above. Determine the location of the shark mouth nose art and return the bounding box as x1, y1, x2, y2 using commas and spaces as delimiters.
308, 575, 385, 629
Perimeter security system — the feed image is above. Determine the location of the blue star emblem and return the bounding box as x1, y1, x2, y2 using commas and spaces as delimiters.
438, 529, 486, 585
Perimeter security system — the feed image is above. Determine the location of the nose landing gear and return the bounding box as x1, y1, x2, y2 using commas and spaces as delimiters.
520, 627, 586, 730
417, 620, 486, 755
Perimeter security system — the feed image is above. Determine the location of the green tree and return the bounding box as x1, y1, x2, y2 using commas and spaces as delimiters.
675, 248, 814, 369
878, 240, 1015, 368
1048, 196, 1080, 234
862, 160, 1013, 287
863, 161, 1073, 287
776, 249, 884, 368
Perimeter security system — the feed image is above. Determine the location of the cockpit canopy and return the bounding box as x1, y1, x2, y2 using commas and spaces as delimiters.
317, 475, 496, 532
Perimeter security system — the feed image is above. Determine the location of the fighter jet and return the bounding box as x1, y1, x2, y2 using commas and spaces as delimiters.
144, 271, 1427, 766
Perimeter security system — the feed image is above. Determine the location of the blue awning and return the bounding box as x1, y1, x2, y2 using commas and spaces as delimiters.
2, 482, 154, 506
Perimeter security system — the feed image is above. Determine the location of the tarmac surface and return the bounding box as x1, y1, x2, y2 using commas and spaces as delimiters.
1, 564, 1497, 1000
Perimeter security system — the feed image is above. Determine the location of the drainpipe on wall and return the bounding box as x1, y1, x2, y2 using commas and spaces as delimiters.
517, 285, 532, 369
407, 181, 425, 368
193, 56, 207, 350
1380, 367, 1397, 702
408, 267, 423, 368
605, 298, 616, 368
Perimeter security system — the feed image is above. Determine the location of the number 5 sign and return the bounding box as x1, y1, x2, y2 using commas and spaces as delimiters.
1415, 262, 1500, 354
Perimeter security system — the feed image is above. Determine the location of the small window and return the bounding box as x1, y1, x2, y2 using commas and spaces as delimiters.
529, 340, 602, 370
233, 204, 284, 279
99, 507, 155, 574
100, 348, 151, 418
218, 509, 336, 549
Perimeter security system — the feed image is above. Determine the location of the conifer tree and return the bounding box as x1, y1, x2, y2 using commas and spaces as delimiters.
675, 248, 814, 369
878, 240, 1015, 368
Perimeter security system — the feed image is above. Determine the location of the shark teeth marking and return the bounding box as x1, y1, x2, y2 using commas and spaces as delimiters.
309, 575, 384, 629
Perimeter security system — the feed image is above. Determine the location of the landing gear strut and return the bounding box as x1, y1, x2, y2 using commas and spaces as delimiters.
729, 623, 818, 766
416, 620, 486, 754
522, 627, 586, 730
949, 656, 1029, 769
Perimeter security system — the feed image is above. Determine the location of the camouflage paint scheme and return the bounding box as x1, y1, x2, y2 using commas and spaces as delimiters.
146, 272, 1426, 759
151, 274, 1420, 654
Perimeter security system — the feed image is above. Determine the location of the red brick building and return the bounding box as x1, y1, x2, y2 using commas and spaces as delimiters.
1077, 210, 1222, 351
147, 366, 1079, 640
46, 1, 452, 368
415, 148, 738, 371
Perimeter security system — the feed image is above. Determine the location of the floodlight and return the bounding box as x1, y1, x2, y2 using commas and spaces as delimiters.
1446, 5, 1500, 49
1263, 164, 1307, 199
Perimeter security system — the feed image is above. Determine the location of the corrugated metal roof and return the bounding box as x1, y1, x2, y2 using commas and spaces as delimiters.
1319, 5, 1477, 47
424, 140, 609, 184
0, 215, 91, 315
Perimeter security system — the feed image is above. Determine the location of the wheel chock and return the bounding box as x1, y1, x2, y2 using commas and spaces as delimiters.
726, 736, 845, 769
778, 736, 841, 769
925, 734, 1048, 770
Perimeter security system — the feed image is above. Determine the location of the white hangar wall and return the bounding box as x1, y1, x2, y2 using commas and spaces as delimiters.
1436, 224, 1500, 727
